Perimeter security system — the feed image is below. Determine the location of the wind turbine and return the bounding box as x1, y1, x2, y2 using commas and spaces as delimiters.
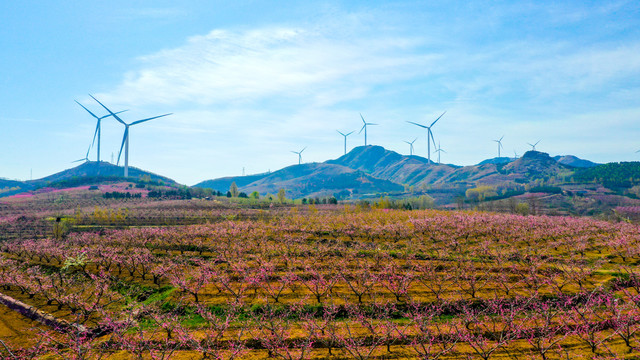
435, 141, 446, 164
75, 100, 127, 163
337, 130, 354, 155
493, 135, 504, 158
404, 138, 418, 156
407, 111, 446, 164
72, 144, 92, 163
291, 147, 306, 165
513, 150, 519, 159
528, 140, 541, 151
90, 95, 172, 177
359, 113, 378, 146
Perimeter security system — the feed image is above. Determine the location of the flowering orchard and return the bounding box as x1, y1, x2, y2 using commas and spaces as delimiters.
2, 200, 640, 358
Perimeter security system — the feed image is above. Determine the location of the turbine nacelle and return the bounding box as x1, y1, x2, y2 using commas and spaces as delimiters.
407, 111, 446, 164
528, 140, 541, 151
291, 147, 307, 165
359, 113, 378, 146
89, 94, 172, 177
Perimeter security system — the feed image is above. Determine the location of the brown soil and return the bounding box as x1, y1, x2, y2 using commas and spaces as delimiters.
0, 302, 47, 351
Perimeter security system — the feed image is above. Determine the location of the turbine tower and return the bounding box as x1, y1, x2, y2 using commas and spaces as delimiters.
407, 111, 446, 164
90, 95, 172, 177
291, 147, 306, 165
493, 135, 504, 158
337, 130, 354, 155
435, 141, 446, 164
528, 140, 541, 151
359, 113, 378, 146
404, 137, 418, 156
75, 100, 127, 163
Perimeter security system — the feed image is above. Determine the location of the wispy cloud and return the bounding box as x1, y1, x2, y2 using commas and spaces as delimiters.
99, 23, 432, 109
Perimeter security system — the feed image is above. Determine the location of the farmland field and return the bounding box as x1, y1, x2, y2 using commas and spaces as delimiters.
1, 188, 640, 359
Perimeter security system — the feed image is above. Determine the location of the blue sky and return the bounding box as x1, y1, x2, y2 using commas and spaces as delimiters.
1, 1, 639, 185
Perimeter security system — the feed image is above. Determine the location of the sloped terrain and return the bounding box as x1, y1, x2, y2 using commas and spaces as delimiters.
239, 162, 404, 198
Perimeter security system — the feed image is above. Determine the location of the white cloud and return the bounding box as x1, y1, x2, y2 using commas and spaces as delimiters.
98, 25, 432, 109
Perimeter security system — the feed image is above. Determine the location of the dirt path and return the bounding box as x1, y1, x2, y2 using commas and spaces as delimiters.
0, 302, 45, 350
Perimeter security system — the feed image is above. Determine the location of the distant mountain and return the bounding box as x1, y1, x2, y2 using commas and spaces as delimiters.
28, 161, 178, 187
435, 151, 571, 186
195, 147, 595, 199
0, 178, 32, 197
477, 157, 514, 165
327, 145, 459, 186
196, 162, 403, 199
194, 173, 270, 192
0, 162, 180, 198
553, 155, 599, 168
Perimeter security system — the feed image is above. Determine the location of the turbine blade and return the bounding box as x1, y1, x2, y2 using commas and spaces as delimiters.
98, 109, 129, 120
72, 158, 85, 163
412, 137, 418, 143
75, 100, 100, 120
117, 128, 128, 165
430, 130, 436, 147
337, 130, 345, 136
360, 113, 366, 124
346, 131, 354, 136
300, 147, 307, 153
406, 121, 427, 129
430, 111, 446, 127
367, 123, 378, 126
90, 121, 100, 148
359, 124, 366, 134
130, 113, 172, 126
89, 94, 126, 125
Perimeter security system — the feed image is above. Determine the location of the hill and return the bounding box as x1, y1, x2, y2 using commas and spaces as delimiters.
553, 155, 599, 168
193, 173, 270, 192
477, 157, 513, 165
429, 151, 572, 187
0, 178, 33, 197
198, 162, 403, 199
28, 161, 179, 188
327, 145, 459, 186
573, 162, 640, 189
0, 162, 180, 198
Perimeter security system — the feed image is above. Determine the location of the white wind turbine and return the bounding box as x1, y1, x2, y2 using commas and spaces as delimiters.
291, 147, 306, 165
75, 100, 127, 163
493, 135, 504, 158
359, 113, 378, 146
407, 111, 446, 164
337, 130, 354, 155
72, 144, 92, 164
404, 137, 418, 156
435, 141, 446, 164
90, 95, 172, 177
528, 140, 541, 151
